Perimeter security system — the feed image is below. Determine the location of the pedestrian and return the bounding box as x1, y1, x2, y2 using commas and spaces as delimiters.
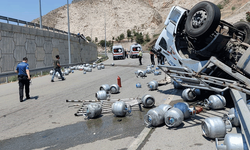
160, 54, 165, 65
138, 50, 143, 65
15, 57, 31, 102
126, 50, 128, 58
150, 50, 155, 65
157, 52, 161, 65
51, 55, 65, 82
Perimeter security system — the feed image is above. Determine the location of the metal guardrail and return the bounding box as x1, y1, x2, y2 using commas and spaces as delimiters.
0, 15, 78, 37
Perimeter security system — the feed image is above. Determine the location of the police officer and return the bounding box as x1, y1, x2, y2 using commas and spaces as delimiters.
138, 50, 143, 65
15, 57, 31, 102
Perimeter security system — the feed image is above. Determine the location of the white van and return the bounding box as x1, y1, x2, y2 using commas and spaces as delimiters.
112, 45, 126, 60
130, 43, 142, 58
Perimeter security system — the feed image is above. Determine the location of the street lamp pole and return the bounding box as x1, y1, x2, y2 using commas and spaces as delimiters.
67, 0, 71, 64
39, 0, 42, 29
105, 12, 107, 57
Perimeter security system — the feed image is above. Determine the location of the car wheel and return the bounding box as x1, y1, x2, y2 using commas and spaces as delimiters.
233, 21, 250, 44
185, 1, 221, 38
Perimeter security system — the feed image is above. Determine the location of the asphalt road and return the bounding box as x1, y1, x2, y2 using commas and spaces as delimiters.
0, 53, 174, 150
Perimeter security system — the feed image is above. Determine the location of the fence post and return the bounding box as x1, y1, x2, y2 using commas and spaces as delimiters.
6, 77, 8, 83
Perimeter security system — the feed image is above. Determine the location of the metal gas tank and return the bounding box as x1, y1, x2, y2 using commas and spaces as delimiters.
85, 103, 102, 119
110, 84, 120, 94
224, 108, 240, 127
95, 90, 110, 100
182, 88, 200, 101
97, 65, 102, 70
135, 70, 147, 78
216, 133, 248, 150
164, 107, 184, 127
112, 101, 131, 117
147, 80, 158, 90
50, 70, 54, 75
144, 107, 165, 127
141, 94, 155, 108
158, 104, 172, 113
173, 102, 191, 119
204, 94, 226, 110
201, 117, 232, 139
101, 65, 105, 69
100, 84, 110, 92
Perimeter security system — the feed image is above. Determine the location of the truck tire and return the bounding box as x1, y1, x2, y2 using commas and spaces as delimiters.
233, 21, 250, 44
185, 1, 221, 38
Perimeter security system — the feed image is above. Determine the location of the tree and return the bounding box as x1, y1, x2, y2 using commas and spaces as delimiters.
95, 37, 98, 43
145, 33, 150, 42
99, 40, 105, 47
119, 33, 125, 41
86, 36, 91, 42
136, 33, 144, 44
246, 12, 250, 22
127, 29, 132, 37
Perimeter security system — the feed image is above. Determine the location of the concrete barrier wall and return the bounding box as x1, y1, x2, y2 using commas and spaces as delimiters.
0, 22, 97, 73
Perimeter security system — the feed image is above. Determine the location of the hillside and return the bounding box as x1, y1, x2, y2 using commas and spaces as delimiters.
33, 0, 250, 50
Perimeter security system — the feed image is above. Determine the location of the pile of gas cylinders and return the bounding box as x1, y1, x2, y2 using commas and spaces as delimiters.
135, 65, 162, 78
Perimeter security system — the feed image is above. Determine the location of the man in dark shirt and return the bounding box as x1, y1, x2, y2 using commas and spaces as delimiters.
15, 57, 31, 102
51, 55, 65, 82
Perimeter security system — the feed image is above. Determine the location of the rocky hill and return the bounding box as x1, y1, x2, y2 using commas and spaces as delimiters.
33, 0, 250, 44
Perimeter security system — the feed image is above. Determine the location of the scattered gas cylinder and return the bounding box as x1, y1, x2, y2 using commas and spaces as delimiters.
95, 90, 110, 100
89, 65, 93, 68
64, 70, 69, 75
111, 63, 115, 66
141, 94, 155, 108
83, 71, 86, 74
97, 65, 101, 70
201, 117, 232, 139
92, 64, 96, 68
173, 80, 183, 89
216, 133, 248, 150
85, 67, 92, 72
50, 70, 54, 75
224, 108, 240, 127
85, 103, 102, 119
112, 101, 131, 117
154, 71, 161, 76
101, 65, 105, 69
147, 80, 158, 90
164, 107, 184, 127
136, 83, 141, 88
151, 65, 154, 68
173, 102, 193, 119
110, 84, 120, 94
204, 94, 226, 110
71, 70, 74, 73
100, 84, 110, 92
155, 67, 159, 70
182, 88, 200, 101
135, 70, 147, 78
158, 104, 172, 113
144, 107, 165, 127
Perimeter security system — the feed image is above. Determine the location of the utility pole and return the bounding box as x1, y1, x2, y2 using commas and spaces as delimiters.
105, 12, 107, 57
39, 0, 42, 29
67, 0, 71, 64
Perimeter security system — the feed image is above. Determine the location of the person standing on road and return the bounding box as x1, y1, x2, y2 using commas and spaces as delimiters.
150, 50, 155, 65
138, 50, 143, 65
51, 55, 65, 82
15, 57, 31, 102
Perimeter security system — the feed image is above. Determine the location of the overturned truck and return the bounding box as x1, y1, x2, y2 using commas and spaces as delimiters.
153, 1, 250, 149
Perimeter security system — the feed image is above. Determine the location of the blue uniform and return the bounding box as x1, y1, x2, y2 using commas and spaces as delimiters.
16, 62, 29, 76
16, 62, 30, 102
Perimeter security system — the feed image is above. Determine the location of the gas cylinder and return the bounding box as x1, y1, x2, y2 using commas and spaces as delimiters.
85, 67, 92, 72
204, 94, 226, 110
50, 69, 54, 75
141, 95, 155, 108
201, 117, 232, 139
111, 63, 115, 66
97, 65, 101, 70
110, 84, 120, 94
144, 107, 165, 127
100, 84, 110, 92
224, 108, 240, 127
135, 70, 147, 78
216, 133, 248, 150
112, 101, 131, 117
182, 88, 200, 101
164, 107, 184, 127
147, 80, 158, 90
173, 102, 193, 119
155, 67, 159, 70
85, 103, 102, 119
95, 90, 110, 100
64, 69, 69, 75
83, 71, 86, 74
158, 104, 172, 113
136, 83, 141, 88
117, 76, 121, 87
154, 71, 161, 76
101, 65, 105, 69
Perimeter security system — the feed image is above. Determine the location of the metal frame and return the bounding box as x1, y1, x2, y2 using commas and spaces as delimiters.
158, 57, 250, 149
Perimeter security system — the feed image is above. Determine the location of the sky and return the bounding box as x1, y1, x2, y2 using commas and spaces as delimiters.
0, 0, 73, 22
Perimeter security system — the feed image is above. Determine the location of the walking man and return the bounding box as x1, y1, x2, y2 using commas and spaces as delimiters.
150, 50, 155, 65
15, 57, 31, 102
51, 55, 65, 82
138, 50, 143, 65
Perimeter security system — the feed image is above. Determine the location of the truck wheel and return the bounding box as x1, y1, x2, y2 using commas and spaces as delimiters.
233, 21, 250, 44
185, 1, 221, 38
